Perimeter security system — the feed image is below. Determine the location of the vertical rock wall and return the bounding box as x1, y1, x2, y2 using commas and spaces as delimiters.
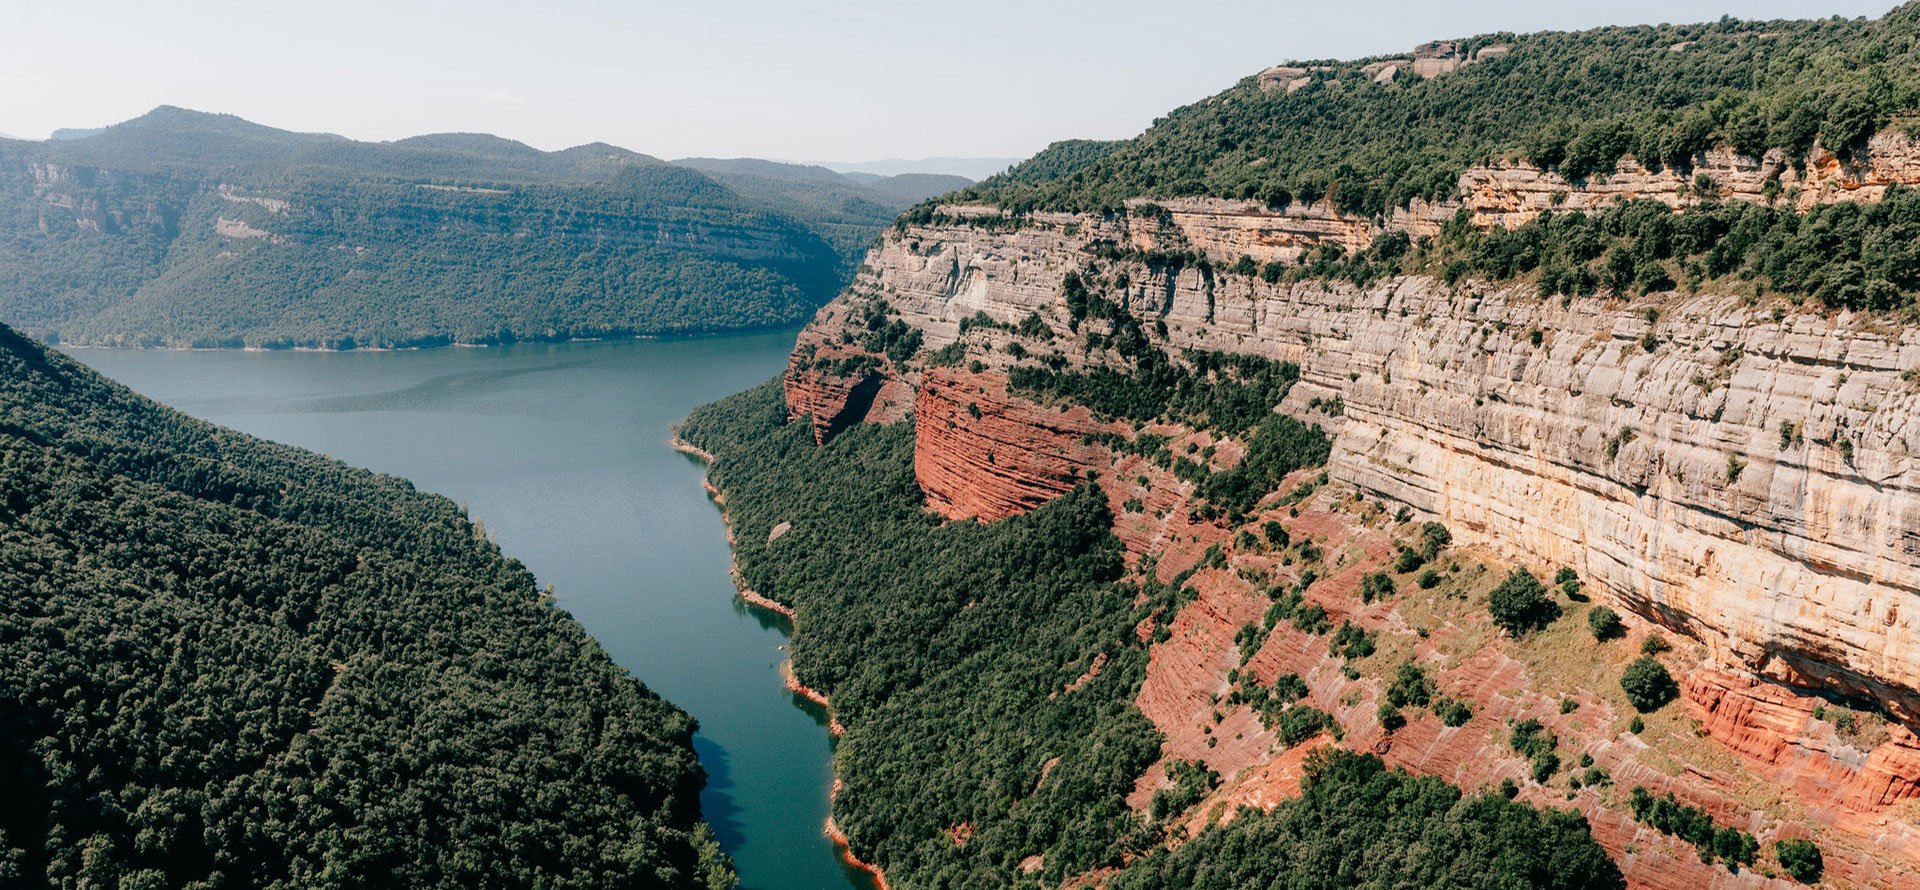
785, 193, 1920, 727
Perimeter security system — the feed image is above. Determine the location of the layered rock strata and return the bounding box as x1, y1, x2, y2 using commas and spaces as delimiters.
913, 369, 1114, 521
783, 173, 1920, 731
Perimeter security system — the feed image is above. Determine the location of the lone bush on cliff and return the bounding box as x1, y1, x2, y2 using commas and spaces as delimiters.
1620, 656, 1679, 712
1488, 568, 1559, 636
1776, 837, 1824, 883
1587, 605, 1624, 640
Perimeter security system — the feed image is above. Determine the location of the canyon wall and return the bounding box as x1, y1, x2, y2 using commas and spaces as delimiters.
782, 145, 1920, 728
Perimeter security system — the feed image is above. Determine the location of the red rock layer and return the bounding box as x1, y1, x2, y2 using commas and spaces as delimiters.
783, 360, 904, 445
912, 369, 1115, 521
1687, 670, 1920, 833
780, 305, 916, 444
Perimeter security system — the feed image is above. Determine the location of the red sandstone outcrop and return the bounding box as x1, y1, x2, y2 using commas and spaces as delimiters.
782, 306, 917, 444
1687, 670, 1920, 822
914, 369, 1115, 521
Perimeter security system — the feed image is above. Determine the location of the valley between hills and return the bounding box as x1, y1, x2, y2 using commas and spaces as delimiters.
12, 4, 1920, 890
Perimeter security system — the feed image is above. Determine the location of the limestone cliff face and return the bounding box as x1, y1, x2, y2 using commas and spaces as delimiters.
785, 167, 1920, 731
18, 161, 174, 235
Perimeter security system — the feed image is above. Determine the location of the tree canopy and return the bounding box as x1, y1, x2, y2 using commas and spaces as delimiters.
0, 323, 732, 890
1110, 749, 1623, 890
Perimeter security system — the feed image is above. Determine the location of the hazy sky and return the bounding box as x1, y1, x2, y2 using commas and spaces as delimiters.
0, 1, 1902, 162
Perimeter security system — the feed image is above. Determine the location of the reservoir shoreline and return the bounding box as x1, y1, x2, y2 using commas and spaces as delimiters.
672, 433, 884, 890
69, 332, 864, 890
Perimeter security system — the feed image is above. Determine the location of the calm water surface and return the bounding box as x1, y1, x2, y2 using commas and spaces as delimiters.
70, 332, 869, 890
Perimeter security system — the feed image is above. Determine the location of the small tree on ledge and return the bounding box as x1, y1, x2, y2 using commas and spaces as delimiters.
1488, 568, 1558, 636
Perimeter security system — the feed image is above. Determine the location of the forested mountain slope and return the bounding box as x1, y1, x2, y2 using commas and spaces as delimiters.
954, 7, 1920, 216
0, 107, 872, 348
0, 322, 733, 889
680, 382, 1622, 890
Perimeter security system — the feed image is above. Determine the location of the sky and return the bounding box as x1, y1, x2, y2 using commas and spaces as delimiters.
0, 0, 1904, 163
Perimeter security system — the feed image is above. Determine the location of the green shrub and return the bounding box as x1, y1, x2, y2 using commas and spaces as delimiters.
1276, 706, 1337, 747
1587, 605, 1624, 640
1489, 568, 1559, 636
1435, 697, 1473, 727
1377, 701, 1406, 732
1293, 604, 1332, 635
1360, 571, 1395, 603
1236, 621, 1266, 665
1621, 656, 1679, 712
1387, 661, 1435, 708
1331, 621, 1376, 659
1392, 547, 1425, 573
1510, 719, 1557, 760
1776, 838, 1824, 883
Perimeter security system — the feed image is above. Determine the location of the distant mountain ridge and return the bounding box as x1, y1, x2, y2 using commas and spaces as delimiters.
812, 156, 1023, 180
668, 156, 970, 257
670, 155, 971, 200
0, 107, 939, 348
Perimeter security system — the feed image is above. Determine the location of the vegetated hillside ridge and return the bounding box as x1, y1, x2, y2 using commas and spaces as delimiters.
0, 107, 912, 349
0, 322, 734, 889
822, 156, 1021, 181
668, 156, 970, 258
747, 5, 1920, 889
949, 6, 1920, 219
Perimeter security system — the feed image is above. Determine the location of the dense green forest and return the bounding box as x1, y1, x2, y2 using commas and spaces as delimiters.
1110, 749, 1622, 890
0, 107, 956, 348
952, 7, 1920, 217
0, 322, 732, 889
680, 381, 1618, 890
1271, 186, 1920, 311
